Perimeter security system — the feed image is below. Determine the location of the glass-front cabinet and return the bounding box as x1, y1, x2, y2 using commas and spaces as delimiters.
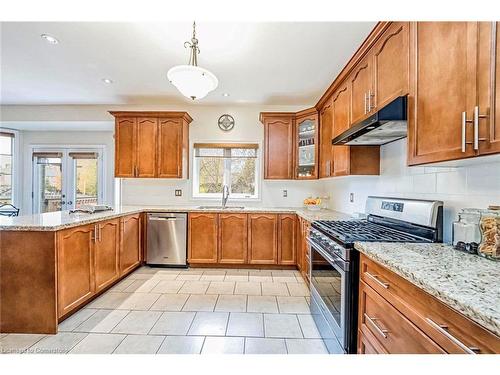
295, 110, 319, 179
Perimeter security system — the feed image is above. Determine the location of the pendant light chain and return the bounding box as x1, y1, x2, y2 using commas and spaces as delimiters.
184, 21, 200, 67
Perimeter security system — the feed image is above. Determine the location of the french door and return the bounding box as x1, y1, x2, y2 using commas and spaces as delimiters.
32, 147, 104, 213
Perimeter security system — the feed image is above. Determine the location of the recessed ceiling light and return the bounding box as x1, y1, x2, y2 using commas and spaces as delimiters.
102, 78, 113, 84
222, 93, 230, 97
40, 34, 59, 44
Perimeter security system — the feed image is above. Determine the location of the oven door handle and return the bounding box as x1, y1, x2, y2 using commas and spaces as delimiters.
307, 237, 349, 273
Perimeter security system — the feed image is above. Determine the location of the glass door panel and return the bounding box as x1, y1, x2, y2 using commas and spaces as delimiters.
34, 156, 63, 213
297, 118, 316, 178
73, 154, 99, 209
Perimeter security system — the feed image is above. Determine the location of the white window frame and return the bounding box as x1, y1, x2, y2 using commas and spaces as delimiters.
191, 142, 261, 201
0, 128, 20, 208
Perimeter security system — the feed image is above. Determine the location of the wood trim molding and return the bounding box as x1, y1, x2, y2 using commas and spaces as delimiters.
109, 111, 193, 123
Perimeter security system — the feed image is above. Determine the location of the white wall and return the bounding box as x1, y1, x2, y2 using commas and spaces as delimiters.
321, 139, 500, 243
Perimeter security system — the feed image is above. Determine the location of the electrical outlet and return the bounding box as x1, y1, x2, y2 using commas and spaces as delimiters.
349, 193, 354, 203
175, 189, 182, 197
283, 190, 288, 197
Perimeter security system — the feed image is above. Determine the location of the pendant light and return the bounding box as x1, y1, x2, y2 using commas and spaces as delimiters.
167, 22, 218, 100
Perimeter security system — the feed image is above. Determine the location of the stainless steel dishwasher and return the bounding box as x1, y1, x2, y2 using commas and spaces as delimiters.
146, 213, 187, 267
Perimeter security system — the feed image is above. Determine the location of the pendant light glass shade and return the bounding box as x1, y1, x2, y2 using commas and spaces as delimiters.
167, 64, 218, 100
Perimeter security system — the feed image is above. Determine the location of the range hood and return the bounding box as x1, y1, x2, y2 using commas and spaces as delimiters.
332, 96, 407, 146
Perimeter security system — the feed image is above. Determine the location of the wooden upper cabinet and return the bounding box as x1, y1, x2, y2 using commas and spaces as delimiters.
248, 214, 278, 264
120, 213, 142, 275
136, 118, 158, 177
349, 54, 374, 125
278, 214, 296, 265
57, 225, 95, 318
332, 84, 351, 176
157, 118, 183, 178
218, 213, 248, 264
372, 22, 410, 110
94, 219, 120, 293
111, 111, 192, 178
115, 117, 136, 177
188, 213, 218, 264
408, 22, 479, 165
260, 113, 294, 179
319, 99, 333, 178
295, 109, 319, 179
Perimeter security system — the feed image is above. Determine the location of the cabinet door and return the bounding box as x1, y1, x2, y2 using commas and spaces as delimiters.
120, 213, 141, 275
332, 84, 351, 176
264, 117, 294, 179
373, 22, 410, 110
188, 213, 218, 263
319, 100, 333, 178
115, 117, 136, 177
408, 22, 478, 165
94, 219, 120, 293
57, 225, 95, 318
136, 118, 158, 177
218, 213, 248, 264
296, 216, 304, 272
248, 214, 278, 264
296, 114, 318, 179
157, 118, 183, 178
358, 330, 387, 354
278, 214, 296, 265
349, 54, 374, 125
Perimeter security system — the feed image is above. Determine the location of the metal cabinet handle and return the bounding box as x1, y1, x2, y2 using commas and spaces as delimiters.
425, 318, 480, 354
365, 271, 390, 289
364, 92, 368, 114
364, 313, 388, 338
461, 111, 467, 152
91, 229, 96, 242
368, 90, 372, 112
473, 106, 488, 150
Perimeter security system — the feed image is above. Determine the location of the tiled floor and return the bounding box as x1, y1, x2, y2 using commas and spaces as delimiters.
0, 267, 328, 354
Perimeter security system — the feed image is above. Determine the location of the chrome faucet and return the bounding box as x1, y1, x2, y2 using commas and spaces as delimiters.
222, 185, 230, 209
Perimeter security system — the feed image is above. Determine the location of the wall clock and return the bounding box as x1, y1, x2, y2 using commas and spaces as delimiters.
218, 114, 235, 132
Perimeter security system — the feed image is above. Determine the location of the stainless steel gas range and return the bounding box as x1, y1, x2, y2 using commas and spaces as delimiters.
307, 196, 443, 354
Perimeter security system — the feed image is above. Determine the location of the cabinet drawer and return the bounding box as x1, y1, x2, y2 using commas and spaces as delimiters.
359, 280, 445, 353
357, 329, 387, 354
360, 255, 500, 354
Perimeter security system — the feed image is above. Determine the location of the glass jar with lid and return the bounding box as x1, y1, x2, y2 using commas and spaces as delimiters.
478, 207, 500, 260
452, 208, 482, 254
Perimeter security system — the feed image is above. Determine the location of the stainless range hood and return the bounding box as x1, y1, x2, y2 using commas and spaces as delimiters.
332, 96, 407, 146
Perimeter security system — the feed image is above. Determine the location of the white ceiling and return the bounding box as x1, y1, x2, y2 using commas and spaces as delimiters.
0, 22, 375, 106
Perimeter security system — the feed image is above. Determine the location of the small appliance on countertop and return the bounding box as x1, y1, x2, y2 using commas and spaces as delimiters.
307, 196, 443, 354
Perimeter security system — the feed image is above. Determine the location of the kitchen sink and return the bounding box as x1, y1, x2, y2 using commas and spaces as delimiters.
196, 205, 246, 210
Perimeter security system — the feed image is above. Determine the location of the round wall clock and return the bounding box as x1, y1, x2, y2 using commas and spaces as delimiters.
218, 114, 235, 132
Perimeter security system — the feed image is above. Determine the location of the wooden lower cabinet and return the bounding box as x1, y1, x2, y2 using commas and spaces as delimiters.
247, 214, 278, 264
358, 329, 387, 354
296, 217, 311, 283
188, 213, 218, 264
57, 224, 95, 318
120, 213, 142, 275
278, 214, 296, 265
94, 219, 120, 293
218, 213, 248, 264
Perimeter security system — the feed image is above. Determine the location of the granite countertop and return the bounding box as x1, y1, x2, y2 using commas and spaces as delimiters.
0, 205, 350, 231
355, 242, 500, 337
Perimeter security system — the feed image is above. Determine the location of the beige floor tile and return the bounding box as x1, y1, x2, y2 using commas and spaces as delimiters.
182, 294, 218, 312
150, 274, 179, 280
277, 297, 310, 314
187, 312, 229, 336
261, 282, 289, 296
149, 312, 196, 335
206, 281, 235, 295
0, 334, 46, 354
111, 310, 162, 334
214, 295, 247, 312
157, 336, 204, 354
249, 275, 273, 282
87, 292, 131, 309
264, 314, 303, 338
178, 281, 210, 294
123, 279, 161, 293
150, 294, 189, 311
201, 337, 244, 354
249, 270, 272, 276
234, 281, 261, 295
150, 280, 185, 294
69, 333, 126, 354
285, 339, 328, 354
202, 269, 227, 276
245, 338, 287, 354
224, 274, 249, 282
27, 332, 88, 354
176, 274, 202, 281
287, 283, 310, 297
156, 269, 181, 275
295, 275, 307, 283
125, 273, 155, 280
113, 335, 165, 354
271, 270, 296, 277
200, 274, 225, 281
135, 267, 159, 274
74, 309, 130, 333
273, 276, 299, 283
225, 269, 249, 275
115, 293, 161, 310
109, 278, 136, 292
226, 312, 264, 337
179, 268, 205, 274
297, 315, 321, 339
247, 295, 279, 313
58, 308, 98, 331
